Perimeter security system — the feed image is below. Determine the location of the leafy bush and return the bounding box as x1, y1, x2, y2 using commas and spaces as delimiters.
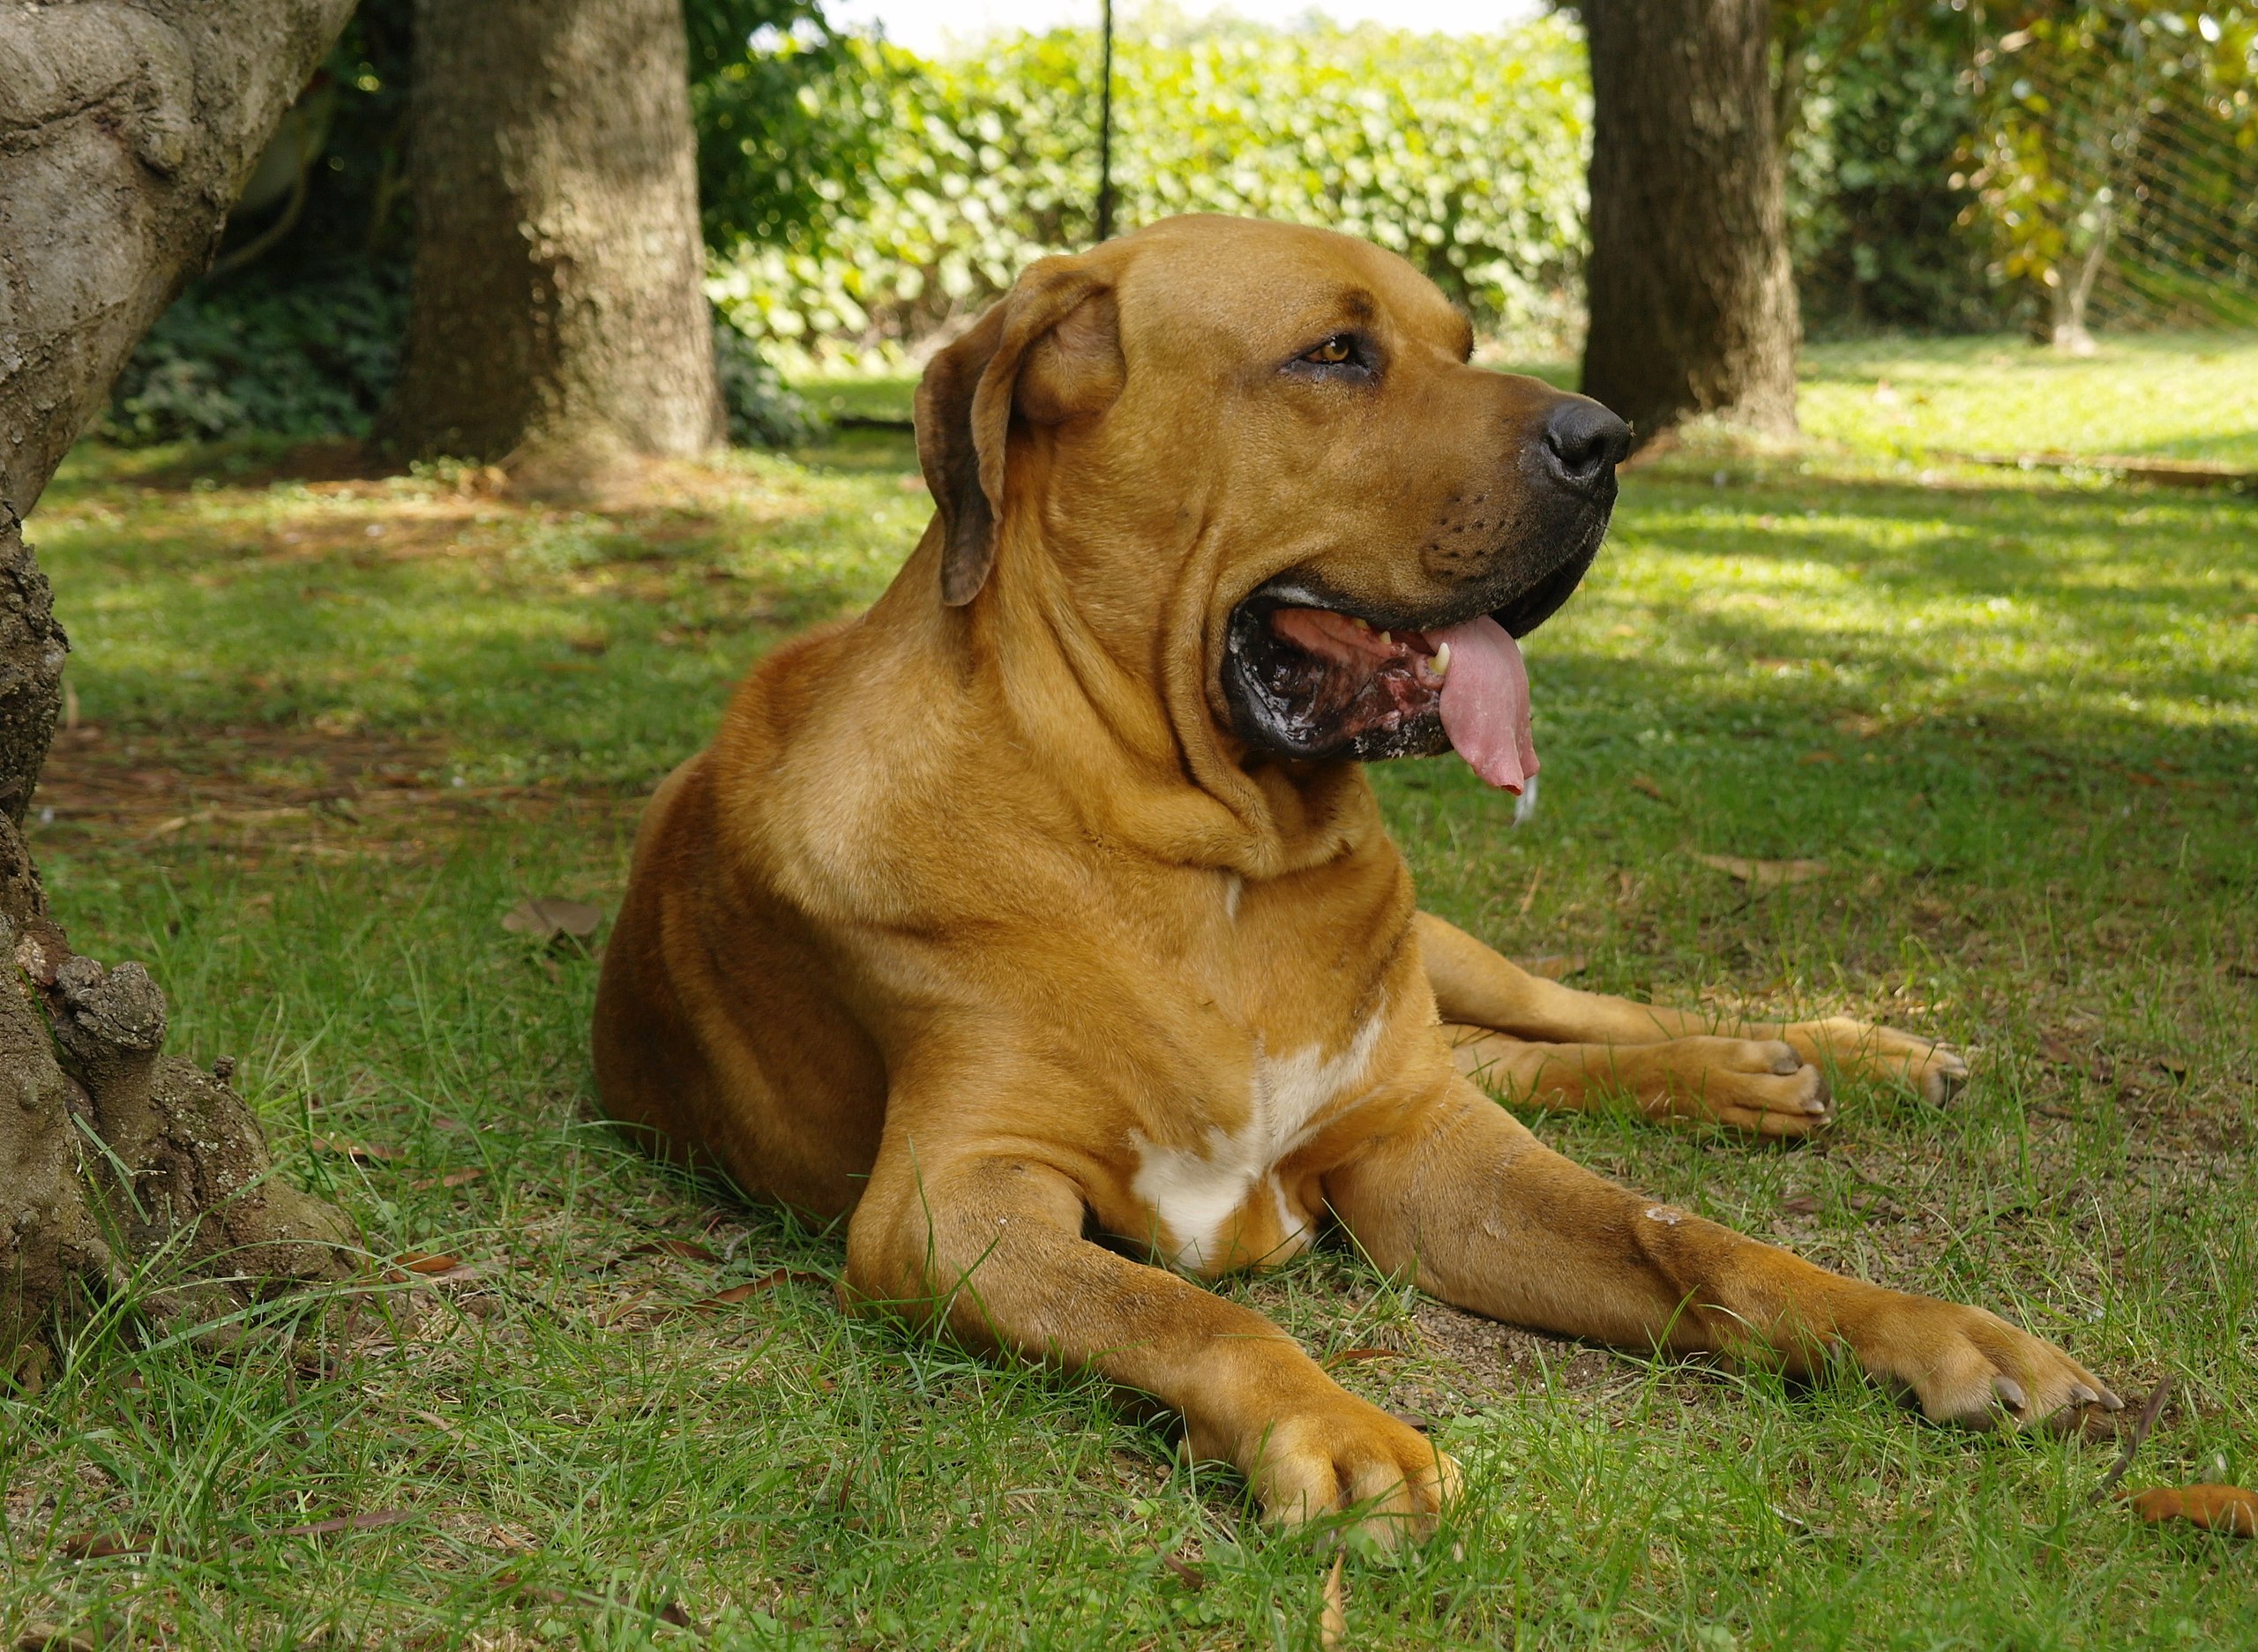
1786, 7, 2012, 334
1788, 2, 2258, 340
712, 17, 1593, 371
1957, 3, 2258, 341
714, 319, 826, 447
100, 265, 408, 445
692, 3, 893, 253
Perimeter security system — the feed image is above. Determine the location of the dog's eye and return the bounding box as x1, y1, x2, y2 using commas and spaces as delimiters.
1303, 335, 1356, 366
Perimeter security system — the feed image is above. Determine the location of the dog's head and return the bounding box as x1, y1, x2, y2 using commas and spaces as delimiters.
915, 214, 1627, 796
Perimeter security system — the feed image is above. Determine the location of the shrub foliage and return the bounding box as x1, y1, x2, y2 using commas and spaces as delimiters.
711, 18, 1593, 370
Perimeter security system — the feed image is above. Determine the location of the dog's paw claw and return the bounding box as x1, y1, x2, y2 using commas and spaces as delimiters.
1915, 1046, 1970, 1106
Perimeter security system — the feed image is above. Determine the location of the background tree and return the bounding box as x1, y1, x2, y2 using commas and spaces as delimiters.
376, 0, 726, 471
1579, 0, 1802, 440
0, 0, 361, 1378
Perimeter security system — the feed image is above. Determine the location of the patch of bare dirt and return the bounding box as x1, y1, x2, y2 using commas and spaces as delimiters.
30, 723, 634, 850
1406, 1300, 1612, 1397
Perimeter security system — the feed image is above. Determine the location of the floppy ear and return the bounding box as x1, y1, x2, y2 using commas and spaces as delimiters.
915, 258, 1125, 606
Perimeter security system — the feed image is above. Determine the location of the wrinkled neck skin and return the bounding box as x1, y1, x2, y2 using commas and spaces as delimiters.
893, 427, 1378, 881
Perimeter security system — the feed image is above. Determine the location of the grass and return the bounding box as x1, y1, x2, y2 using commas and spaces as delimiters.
3, 339, 2254, 1648
1797, 333, 2258, 468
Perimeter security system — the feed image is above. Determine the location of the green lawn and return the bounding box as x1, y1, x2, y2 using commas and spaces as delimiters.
4, 345, 2254, 1648
1798, 333, 2258, 468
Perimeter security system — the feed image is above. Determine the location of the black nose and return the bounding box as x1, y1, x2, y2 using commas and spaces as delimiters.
1542, 398, 1633, 490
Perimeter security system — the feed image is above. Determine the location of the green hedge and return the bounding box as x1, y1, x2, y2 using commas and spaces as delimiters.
712, 18, 1592, 372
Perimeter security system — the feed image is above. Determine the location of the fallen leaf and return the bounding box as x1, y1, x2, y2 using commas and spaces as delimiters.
1160, 1553, 1207, 1591
2156, 1057, 2189, 1082
2093, 1379, 2173, 1503
502, 1576, 574, 1609
1516, 952, 1588, 981
684, 1269, 827, 1310
58, 1529, 153, 1560
1694, 853, 1829, 890
312, 1135, 401, 1163
613, 1238, 723, 1267
276, 1507, 415, 1538
1323, 1346, 1401, 1366
1780, 1192, 1878, 1217
1389, 1410, 1430, 1433
410, 1168, 487, 1191
1320, 1552, 1349, 1652
14, 1622, 96, 1652
387, 1251, 479, 1284
2126, 1484, 2256, 1536
1627, 774, 1667, 801
501, 897, 603, 943
1798, 750, 1839, 766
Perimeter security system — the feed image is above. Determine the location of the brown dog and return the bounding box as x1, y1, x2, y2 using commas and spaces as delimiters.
594, 215, 2117, 1543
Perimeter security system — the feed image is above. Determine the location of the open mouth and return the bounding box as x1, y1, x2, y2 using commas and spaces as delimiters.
1223, 595, 1540, 792
1220, 534, 1602, 793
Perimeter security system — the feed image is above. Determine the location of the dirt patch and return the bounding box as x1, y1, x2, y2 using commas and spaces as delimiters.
110, 438, 394, 492
1407, 1300, 1614, 1399
1296, 1299, 1624, 1424
30, 723, 634, 848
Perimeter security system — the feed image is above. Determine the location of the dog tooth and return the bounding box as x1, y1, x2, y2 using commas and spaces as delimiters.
1432, 640, 1451, 677
1350, 616, 1371, 630
1377, 631, 1391, 646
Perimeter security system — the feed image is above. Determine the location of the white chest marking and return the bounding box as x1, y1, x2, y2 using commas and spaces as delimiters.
1131, 1010, 1386, 1269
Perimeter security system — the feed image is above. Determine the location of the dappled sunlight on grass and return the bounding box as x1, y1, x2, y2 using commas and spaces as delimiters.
7, 417, 2254, 1645
1798, 332, 2258, 466
1563, 475, 2258, 751
34, 439, 931, 787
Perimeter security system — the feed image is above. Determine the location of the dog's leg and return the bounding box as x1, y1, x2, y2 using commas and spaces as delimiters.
1327, 1087, 2119, 1427
1445, 1024, 1831, 1136
845, 1147, 1459, 1543
1419, 912, 1968, 1106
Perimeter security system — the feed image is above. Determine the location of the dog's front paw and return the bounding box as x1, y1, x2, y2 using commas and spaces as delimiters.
1637, 1036, 1834, 1137
1847, 1292, 2120, 1429
1240, 1396, 1461, 1547
1788, 1018, 1969, 1105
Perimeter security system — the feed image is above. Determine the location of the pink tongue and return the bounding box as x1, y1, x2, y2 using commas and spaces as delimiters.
1435, 616, 1537, 793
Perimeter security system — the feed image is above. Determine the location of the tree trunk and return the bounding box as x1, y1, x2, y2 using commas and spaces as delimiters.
376, 0, 723, 473
0, 0, 361, 1375
1580, 0, 1801, 441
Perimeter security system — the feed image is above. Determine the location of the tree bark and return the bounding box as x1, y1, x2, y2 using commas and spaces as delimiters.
0, 0, 361, 1373
376, 0, 723, 470
1580, 0, 1801, 441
